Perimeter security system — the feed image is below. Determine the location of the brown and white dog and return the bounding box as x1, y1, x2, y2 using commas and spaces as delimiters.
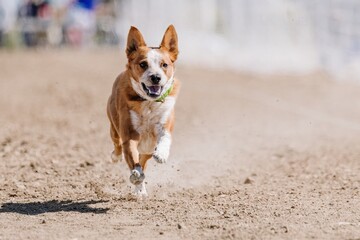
107, 25, 180, 196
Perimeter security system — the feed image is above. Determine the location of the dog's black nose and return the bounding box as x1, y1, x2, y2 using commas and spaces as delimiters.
150, 74, 161, 84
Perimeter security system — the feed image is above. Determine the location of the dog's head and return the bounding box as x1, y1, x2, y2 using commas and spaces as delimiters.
126, 25, 178, 101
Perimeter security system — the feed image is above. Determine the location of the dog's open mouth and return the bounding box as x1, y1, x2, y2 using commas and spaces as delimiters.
141, 83, 162, 98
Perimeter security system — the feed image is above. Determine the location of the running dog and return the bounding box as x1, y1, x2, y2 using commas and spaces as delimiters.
107, 25, 180, 196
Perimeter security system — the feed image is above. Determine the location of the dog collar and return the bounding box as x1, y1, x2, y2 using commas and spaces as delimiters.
156, 85, 173, 103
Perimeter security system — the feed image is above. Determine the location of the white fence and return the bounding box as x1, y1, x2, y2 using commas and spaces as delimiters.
1, 0, 360, 80
115, 0, 360, 80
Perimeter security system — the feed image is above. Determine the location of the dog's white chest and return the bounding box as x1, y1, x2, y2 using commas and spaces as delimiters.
130, 97, 175, 154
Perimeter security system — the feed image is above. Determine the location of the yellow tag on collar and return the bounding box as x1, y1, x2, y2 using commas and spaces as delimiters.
156, 85, 173, 103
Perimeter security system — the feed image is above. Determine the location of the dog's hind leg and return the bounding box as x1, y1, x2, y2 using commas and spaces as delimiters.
110, 124, 123, 162
130, 154, 151, 197
140, 154, 152, 171
122, 137, 145, 186
134, 181, 147, 197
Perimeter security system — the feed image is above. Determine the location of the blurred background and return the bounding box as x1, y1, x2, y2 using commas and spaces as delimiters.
0, 0, 360, 80
1, 2, 360, 238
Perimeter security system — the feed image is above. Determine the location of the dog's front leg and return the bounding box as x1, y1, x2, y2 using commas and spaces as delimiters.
122, 139, 145, 186
153, 124, 172, 164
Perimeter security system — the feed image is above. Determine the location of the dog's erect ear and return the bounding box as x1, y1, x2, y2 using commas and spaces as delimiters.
160, 25, 178, 62
126, 26, 146, 58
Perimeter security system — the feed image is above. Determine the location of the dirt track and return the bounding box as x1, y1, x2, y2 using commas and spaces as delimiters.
0, 50, 360, 239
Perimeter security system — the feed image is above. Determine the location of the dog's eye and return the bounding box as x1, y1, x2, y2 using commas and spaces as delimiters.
139, 62, 148, 69
162, 63, 168, 68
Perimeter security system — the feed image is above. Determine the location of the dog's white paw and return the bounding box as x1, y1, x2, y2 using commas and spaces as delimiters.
152, 145, 170, 164
129, 166, 145, 185
153, 131, 171, 164
111, 151, 123, 163
133, 182, 148, 198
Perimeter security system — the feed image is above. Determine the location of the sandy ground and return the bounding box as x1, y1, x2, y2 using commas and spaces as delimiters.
0, 50, 359, 239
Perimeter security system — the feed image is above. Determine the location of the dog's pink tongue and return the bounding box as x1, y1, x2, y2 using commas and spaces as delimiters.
149, 86, 161, 94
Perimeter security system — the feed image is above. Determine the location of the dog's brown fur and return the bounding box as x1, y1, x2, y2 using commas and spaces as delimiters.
107, 25, 179, 195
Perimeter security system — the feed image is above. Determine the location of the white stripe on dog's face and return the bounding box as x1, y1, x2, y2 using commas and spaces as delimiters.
140, 50, 168, 86
147, 50, 167, 83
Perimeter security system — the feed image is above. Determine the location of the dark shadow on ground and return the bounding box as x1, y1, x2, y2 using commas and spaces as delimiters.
0, 200, 109, 215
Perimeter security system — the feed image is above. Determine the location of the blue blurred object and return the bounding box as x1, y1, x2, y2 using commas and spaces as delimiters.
76, 0, 97, 10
